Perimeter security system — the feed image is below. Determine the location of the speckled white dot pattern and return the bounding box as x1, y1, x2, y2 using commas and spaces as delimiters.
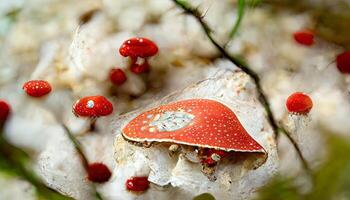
122, 99, 264, 152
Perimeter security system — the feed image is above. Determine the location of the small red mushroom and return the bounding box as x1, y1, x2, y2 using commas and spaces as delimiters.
73, 96, 113, 118
87, 162, 112, 183
0, 100, 10, 123
293, 30, 314, 46
336, 51, 350, 74
119, 37, 158, 74
119, 37, 158, 58
23, 80, 52, 97
109, 68, 127, 86
286, 92, 313, 114
125, 177, 150, 192
73, 96, 113, 131
201, 149, 230, 165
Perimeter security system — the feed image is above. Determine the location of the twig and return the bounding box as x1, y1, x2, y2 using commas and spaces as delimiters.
171, 0, 311, 172
61, 124, 103, 200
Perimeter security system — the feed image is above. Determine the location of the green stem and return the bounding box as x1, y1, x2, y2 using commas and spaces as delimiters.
228, 0, 245, 40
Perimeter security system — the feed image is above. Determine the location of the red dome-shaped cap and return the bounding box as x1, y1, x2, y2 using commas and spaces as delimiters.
73, 96, 113, 117
23, 80, 52, 97
286, 92, 313, 114
122, 99, 265, 153
119, 37, 158, 58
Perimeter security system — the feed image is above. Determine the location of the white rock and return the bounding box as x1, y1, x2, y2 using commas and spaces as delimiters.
112, 69, 278, 200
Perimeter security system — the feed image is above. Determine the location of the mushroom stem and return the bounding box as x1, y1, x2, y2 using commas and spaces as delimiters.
89, 117, 97, 132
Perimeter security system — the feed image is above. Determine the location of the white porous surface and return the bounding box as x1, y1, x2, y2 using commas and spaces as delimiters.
112, 69, 278, 200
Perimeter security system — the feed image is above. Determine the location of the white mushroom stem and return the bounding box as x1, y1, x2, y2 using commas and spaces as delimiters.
211, 153, 221, 162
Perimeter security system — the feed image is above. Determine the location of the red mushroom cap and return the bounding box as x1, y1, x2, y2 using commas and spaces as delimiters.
23, 80, 52, 97
336, 51, 350, 74
87, 162, 112, 183
293, 30, 314, 46
0, 100, 10, 122
109, 68, 127, 86
122, 99, 265, 153
73, 96, 113, 117
125, 176, 149, 192
119, 37, 158, 58
286, 92, 313, 114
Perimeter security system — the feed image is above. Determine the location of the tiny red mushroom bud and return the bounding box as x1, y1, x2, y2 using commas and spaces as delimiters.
23, 80, 52, 97
72, 96, 113, 117
0, 100, 10, 123
119, 37, 158, 59
109, 68, 127, 85
336, 51, 350, 74
293, 30, 314, 46
130, 62, 150, 74
87, 162, 112, 183
125, 176, 150, 192
201, 157, 217, 166
286, 92, 313, 114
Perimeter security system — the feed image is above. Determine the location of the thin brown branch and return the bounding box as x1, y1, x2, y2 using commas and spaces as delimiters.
171, 0, 311, 173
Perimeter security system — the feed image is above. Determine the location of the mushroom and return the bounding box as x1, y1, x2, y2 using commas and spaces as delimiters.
336, 51, 350, 74
109, 68, 127, 86
122, 99, 266, 177
286, 92, 313, 115
0, 100, 10, 125
125, 176, 150, 192
87, 162, 112, 183
119, 37, 158, 74
293, 30, 314, 46
22, 80, 52, 97
72, 95, 113, 132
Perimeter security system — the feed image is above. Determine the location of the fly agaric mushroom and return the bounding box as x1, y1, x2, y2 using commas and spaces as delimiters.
87, 162, 112, 183
109, 68, 127, 86
0, 100, 10, 124
293, 30, 314, 46
125, 176, 150, 192
72, 96, 113, 131
336, 51, 350, 74
119, 37, 158, 74
286, 92, 313, 114
122, 99, 266, 172
23, 80, 52, 97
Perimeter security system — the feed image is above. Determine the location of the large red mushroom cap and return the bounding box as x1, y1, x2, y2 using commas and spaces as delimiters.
122, 99, 265, 153
119, 37, 158, 58
73, 96, 113, 117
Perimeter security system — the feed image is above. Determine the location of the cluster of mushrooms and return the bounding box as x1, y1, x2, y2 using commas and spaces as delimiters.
4, 32, 350, 194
